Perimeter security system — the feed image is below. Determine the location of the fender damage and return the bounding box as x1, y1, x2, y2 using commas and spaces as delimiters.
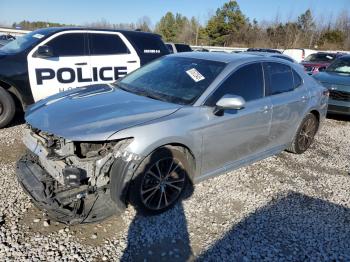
16, 126, 142, 225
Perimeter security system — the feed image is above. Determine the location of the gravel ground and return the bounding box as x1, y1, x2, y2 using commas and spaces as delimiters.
0, 115, 349, 261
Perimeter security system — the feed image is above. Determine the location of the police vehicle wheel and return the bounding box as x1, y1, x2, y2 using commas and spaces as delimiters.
0, 87, 16, 128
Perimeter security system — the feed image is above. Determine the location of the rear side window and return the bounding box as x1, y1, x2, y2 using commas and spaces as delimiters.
264, 62, 294, 95
206, 63, 264, 106
175, 44, 192, 52
46, 33, 85, 57
89, 33, 129, 55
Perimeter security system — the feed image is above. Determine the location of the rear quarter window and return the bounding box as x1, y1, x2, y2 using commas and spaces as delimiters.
292, 70, 303, 88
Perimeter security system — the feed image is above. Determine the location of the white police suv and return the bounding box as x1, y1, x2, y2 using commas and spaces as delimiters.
0, 27, 169, 128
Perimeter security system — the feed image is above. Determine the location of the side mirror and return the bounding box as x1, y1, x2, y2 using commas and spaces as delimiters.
35, 45, 54, 58
214, 94, 246, 116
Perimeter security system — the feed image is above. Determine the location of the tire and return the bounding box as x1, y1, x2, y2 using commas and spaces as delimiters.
287, 113, 319, 154
128, 146, 190, 215
0, 86, 16, 128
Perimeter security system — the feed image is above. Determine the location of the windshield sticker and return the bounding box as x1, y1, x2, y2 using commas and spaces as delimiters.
33, 34, 44, 39
186, 68, 205, 82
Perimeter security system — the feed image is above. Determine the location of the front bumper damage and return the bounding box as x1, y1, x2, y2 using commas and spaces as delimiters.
16, 127, 140, 225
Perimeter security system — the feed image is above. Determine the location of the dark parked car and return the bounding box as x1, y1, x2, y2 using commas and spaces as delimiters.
246, 48, 282, 54
0, 34, 16, 47
166, 43, 192, 53
301, 52, 345, 75
313, 55, 350, 115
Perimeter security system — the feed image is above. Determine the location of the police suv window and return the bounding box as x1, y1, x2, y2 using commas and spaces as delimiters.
89, 33, 129, 55
264, 62, 294, 95
124, 33, 168, 55
46, 33, 86, 57
206, 63, 264, 106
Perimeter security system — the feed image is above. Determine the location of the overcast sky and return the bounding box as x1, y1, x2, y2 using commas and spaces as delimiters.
0, 0, 349, 27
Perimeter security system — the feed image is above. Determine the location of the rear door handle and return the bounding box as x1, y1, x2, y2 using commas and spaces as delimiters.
75, 62, 88, 66
127, 60, 137, 63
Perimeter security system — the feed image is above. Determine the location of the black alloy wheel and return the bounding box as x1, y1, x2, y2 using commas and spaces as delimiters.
140, 157, 186, 211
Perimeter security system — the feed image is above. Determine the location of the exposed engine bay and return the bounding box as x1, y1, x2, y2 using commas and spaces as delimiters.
16, 125, 140, 224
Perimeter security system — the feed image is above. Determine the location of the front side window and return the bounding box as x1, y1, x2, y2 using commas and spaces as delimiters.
264, 62, 294, 95
116, 56, 226, 105
206, 63, 264, 106
46, 33, 86, 57
89, 33, 129, 55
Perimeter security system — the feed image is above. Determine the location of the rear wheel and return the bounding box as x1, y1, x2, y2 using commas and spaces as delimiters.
287, 113, 318, 154
0, 86, 16, 128
128, 146, 190, 215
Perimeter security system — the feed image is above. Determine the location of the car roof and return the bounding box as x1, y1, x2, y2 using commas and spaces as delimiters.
338, 54, 350, 59
170, 51, 281, 64
32, 27, 162, 38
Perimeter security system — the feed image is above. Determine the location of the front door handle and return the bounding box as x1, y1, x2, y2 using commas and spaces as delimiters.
75, 62, 88, 66
259, 105, 270, 113
301, 96, 308, 102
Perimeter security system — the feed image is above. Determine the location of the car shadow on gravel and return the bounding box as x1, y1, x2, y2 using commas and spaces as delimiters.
121, 147, 195, 261
198, 191, 350, 261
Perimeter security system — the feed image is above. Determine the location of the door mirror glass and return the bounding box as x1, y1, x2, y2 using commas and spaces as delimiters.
36, 45, 53, 58
214, 94, 246, 115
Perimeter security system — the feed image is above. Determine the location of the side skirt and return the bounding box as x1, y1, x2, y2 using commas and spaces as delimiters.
193, 144, 287, 184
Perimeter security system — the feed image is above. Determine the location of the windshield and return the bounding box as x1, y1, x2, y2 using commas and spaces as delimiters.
326, 57, 350, 74
116, 56, 226, 105
0, 29, 50, 54
304, 53, 336, 62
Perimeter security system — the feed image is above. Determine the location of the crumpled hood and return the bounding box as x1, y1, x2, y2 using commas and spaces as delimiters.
313, 71, 350, 87
25, 84, 181, 141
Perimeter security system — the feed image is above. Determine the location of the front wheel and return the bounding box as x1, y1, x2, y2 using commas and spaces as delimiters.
287, 113, 319, 154
128, 146, 190, 215
0, 87, 16, 128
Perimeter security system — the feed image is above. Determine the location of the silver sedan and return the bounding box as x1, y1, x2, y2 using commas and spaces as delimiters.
17, 52, 329, 224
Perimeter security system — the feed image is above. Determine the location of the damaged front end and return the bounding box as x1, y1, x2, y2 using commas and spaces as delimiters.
16, 126, 140, 225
